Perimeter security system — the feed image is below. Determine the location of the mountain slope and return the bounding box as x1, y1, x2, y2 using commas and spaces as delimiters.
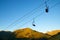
48, 32, 60, 40
13, 28, 48, 38
47, 30, 60, 36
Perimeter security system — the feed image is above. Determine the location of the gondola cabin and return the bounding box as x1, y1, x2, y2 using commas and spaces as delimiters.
32, 24, 36, 26
45, 7, 49, 13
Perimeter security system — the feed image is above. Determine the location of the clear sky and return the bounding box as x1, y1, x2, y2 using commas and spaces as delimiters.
0, 0, 60, 32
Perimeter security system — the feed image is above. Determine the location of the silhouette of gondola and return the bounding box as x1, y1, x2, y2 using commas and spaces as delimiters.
45, 0, 49, 13
32, 18, 36, 26
45, 6, 49, 13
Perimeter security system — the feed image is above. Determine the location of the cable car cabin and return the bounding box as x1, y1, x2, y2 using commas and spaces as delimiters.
32, 18, 36, 26
32, 24, 36, 26
45, 7, 49, 13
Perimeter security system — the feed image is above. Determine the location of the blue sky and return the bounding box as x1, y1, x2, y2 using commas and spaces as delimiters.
0, 0, 60, 32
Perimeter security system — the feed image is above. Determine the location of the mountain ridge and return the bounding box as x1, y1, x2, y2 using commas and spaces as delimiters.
0, 28, 60, 40
13, 28, 49, 38
46, 30, 60, 36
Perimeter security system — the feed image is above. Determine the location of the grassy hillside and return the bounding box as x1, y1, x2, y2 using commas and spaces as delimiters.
0, 28, 60, 40
13, 28, 48, 38
46, 30, 60, 36
48, 32, 60, 40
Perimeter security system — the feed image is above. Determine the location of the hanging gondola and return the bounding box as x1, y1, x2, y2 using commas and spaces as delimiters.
45, 6, 49, 13
45, 0, 49, 13
32, 18, 36, 26
32, 23, 36, 26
